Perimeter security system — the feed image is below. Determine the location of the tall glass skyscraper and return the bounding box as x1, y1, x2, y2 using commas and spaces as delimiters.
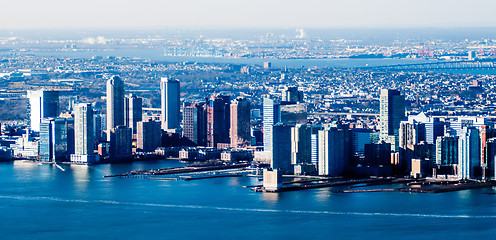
160, 77, 180, 131
263, 98, 280, 153
27, 90, 59, 132
106, 76, 125, 140
379, 89, 405, 151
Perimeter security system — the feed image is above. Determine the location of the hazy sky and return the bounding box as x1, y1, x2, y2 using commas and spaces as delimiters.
2, 0, 496, 29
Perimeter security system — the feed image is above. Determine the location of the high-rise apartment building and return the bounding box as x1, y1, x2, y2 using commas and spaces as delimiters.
182, 103, 207, 146
230, 97, 251, 149
136, 120, 161, 152
206, 95, 231, 148
160, 77, 180, 131
74, 103, 94, 155
106, 76, 125, 140
109, 125, 132, 161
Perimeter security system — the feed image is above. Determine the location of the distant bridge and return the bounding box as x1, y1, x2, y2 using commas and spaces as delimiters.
363, 59, 496, 72
310, 112, 379, 117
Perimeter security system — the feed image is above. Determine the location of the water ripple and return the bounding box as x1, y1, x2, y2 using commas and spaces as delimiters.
1, 194, 494, 219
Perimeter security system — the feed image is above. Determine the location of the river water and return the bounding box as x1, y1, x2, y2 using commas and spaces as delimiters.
1, 160, 496, 239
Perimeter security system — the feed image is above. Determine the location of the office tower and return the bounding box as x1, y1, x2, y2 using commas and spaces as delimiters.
435, 136, 459, 165
352, 128, 375, 156
458, 127, 481, 179
27, 90, 59, 132
263, 98, 280, 153
39, 119, 53, 162
230, 97, 251, 149
281, 86, 303, 103
74, 103, 94, 155
364, 142, 392, 166
106, 76, 125, 140
379, 89, 405, 152
109, 125, 132, 161
160, 77, 180, 131
182, 103, 207, 146
485, 138, 496, 180
206, 95, 231, 148
318, 125, 352, 176
124, 94, 143, 134
271, 123, 293, 174
136, 120, 161, 152
449, 116, 487, 136
399, 120, 426, 172
291, 124, 321, 165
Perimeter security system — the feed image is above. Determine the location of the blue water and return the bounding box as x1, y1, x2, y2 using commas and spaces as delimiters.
1, 160, 496, 239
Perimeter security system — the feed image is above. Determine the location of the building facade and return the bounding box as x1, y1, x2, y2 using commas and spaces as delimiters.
160, 77, 180, 131
106, 76, 125, 140
27, 90, 59, 132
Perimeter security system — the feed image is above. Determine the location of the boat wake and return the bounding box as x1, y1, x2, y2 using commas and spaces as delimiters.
0, 194, 494, 219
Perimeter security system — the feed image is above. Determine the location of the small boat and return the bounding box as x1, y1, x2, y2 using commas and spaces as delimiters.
55, 164, 66, 172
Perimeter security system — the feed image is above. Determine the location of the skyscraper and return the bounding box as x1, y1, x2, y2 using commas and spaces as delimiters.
136, 120, 161, 153
435, 136, 459, 166
182, 102, 207, 146
291, 124, 321, 165
458, 127, 481, 179
230, 97, 251, 149
379, 89, 405, 152
207, 94, 231, 148
124, 94, 143, 134
74, 103, 94, 155
27, 90, 59, 132
40, 118, 74, 162
109, 125, 132, 161
106, 76, 125, 140
160, 77, 180, 131
263, 98, 280, 153
318, 125, 352, 176
271, 123, 293, 174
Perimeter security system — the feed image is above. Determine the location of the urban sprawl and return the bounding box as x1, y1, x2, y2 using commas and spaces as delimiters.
2, 31, 496, 192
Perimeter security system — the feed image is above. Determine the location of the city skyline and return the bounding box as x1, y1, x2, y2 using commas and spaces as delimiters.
2, 0, 496, 30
